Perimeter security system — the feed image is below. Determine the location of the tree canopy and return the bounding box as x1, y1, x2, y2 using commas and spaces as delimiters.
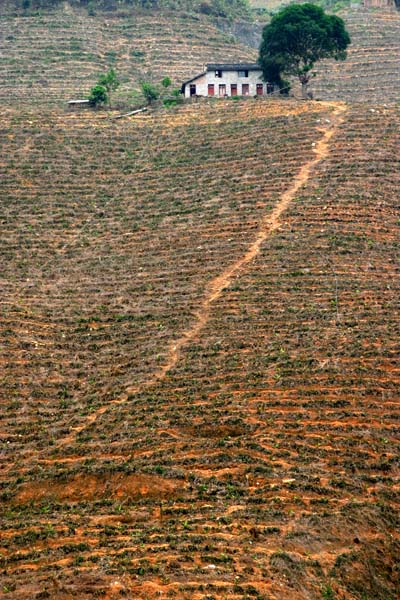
258, 3, 350, 96
141, 82, 159, 105
98, 68, 119, 106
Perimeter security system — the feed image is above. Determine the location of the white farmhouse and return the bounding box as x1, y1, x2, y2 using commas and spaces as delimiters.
181, 63, 274, 98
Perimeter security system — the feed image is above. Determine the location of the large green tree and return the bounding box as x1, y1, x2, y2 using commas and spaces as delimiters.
259, 3, 350, 98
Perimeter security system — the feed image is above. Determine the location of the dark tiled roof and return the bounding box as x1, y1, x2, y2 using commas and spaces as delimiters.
206, 63, 261, 71
182, 71, 206, 85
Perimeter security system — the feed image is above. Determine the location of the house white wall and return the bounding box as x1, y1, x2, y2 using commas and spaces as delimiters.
184, 73, 207, 98
184, 69, 268, 98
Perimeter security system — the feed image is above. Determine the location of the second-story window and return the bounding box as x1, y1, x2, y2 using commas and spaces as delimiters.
215, 69, 223, 77
238, 70, 249, 78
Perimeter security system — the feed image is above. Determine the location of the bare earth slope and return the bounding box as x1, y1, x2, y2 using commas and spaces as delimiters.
1, 98, 399, 599
0, 4, 399, 600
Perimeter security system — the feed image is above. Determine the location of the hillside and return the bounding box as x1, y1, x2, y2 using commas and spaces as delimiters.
0, 9, 257, 108
1, 6, 400, 105
1, 96, 399, 599
0, 2, 399, 600
312, 9, 400, 102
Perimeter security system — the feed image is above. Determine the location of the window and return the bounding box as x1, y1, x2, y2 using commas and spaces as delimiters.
208, 84, 215, 96
242, 83, 249, 96
189, 84, 196, 96
215, 70, 222, 78
238, 70, 249, 78
231, 84, 237, 96
219, 84, 226, 97
256, 83, 263, 96
266, 83, 274, 95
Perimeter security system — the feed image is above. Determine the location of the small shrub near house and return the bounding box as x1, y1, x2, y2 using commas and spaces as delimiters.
88, 68, 119, 108
141, 82, 159, 105
88, 84, 108, 107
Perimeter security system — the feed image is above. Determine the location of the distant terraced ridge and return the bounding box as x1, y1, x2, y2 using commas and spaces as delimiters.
312, 9, 400, 102
0, 10, 257, 108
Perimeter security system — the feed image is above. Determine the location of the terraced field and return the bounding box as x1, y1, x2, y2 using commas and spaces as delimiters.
0, 99, 326, 456
312, 9, 400, 103
1, 96, 399, 599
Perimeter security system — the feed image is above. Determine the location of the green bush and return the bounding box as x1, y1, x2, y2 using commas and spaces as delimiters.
141, 82, 159, 104
88, 84, 108, 107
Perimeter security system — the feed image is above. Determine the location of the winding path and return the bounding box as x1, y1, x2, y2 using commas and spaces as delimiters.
47, 102, 349, 451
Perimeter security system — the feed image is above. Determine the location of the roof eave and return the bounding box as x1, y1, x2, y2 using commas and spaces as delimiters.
181, 71, 206, 92
206, 63, 261, 71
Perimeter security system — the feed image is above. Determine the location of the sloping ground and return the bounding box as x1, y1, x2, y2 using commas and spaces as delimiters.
0, 99, 324, 460
312, 9, 400, 102
0, 8, 257, 107
248, 0, 284, 10
1, 99, 399, 599
1, 6, 400, 108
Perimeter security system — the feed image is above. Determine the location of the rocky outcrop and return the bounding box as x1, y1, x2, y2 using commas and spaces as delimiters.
214, 17, 265, 49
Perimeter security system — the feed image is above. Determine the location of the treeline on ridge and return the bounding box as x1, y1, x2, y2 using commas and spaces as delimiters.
15, 0, 252, 19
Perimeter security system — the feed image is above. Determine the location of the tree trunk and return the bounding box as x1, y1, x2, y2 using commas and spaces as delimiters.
299, 73, 311, 100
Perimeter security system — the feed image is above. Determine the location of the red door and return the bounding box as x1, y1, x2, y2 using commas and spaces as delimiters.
208, 84, 215, 96
256, 84, 263, 96
231, 84, 237, 96
219, 84, 226, 97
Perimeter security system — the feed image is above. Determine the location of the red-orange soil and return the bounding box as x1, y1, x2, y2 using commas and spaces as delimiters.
0, 87, 399, 600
